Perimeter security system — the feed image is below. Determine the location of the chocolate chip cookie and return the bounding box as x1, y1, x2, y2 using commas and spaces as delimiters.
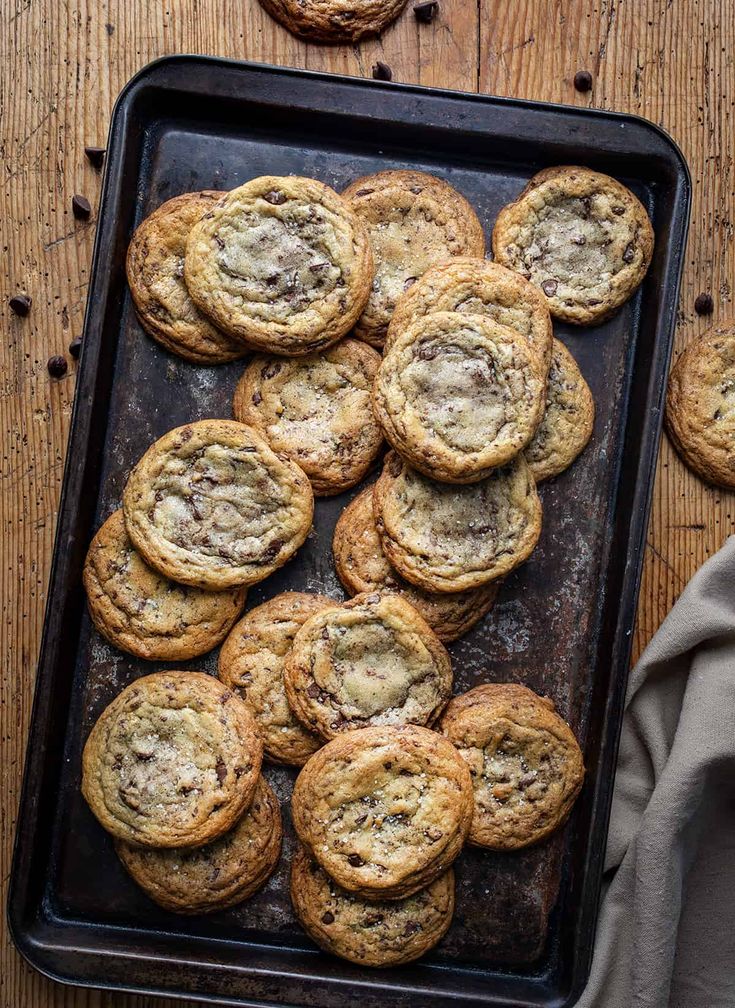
218, 592, 334, 766
373, 311, 546, 483
333, 486, 498, 642
122, 419, 314, 590
290, 844, 454, 966
492, 166, 654, 325
232, 339, 383, 496
116, 776, 281, 913
185, 176, 373, 356
525, 338, 595, 482
83, 510, 247, 660
343, 171, 485, 348
283, 592, 452, 740
291, 724, 473, 899
373, 451, 542, 593
665, 322, 735, 488
126, 191, 247, 364
439, 683, 584, 849
81, 671, 263, 848
257, 0, 408, 42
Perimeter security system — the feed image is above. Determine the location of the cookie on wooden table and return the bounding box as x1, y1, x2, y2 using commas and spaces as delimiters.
373, 451, 542, 593
290, 844, 454, 966
284, 592, 452, 740
439, 683, 584, 850
257, 0, 409, 42
343, 170, 485, 348
184, 176, 373, 356
122, 419, 314, 590
218, 592, 334, 766
116, 776, 281, 913
291, 724, 473, 900
492, 166, 654, 325
81, 671, 263, 848
665, 321, 735, 488
373, 311, 546, 483
232, 339, 383, 496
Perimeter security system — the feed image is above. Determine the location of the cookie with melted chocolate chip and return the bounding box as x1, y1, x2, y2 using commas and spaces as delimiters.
256, 0, 409, 42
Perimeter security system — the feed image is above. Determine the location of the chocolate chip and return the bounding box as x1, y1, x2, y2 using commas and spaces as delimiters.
414, 0, 439, 22
306, 683, 322, 699
71, 194, 92, 219
714, 408, 723, 420
47, 355, 67, 378
409, 187, 423, 195
347, 853, 365, 867
353, 188, 374, 197
68, 338, 82, 359
541, 279, 558, 297
612, 205, 625, 215
694, 292, 714, 315
263, 190, 286, 205
321, 911, 335, 924
321, 627, 330, 640
623, 243, 635, 263
417, 343, 437, 361
355, 814, 368, 825
259, 538, 283, 564
251, 391, 262, 406
403, 276, 418, 290
214, 235, 225, 249
261, 361, 282, 380
84, 146, 106, 170
372, 61, 392, 81
384, 761, 393, 769
365, 912, 385, 926
9, 293, 31, 316
403, 920, 422, 936
215, 760, 227, 785
574, 70, 593, 92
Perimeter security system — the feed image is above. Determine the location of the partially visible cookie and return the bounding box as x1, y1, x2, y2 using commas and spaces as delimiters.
184, 176, 373, 356
333, 486, 498, 642
290, 844, 454, 966
373, 311, 546, 483
218, 592, 334, 766
126, 191, 248, 364
81, 671, 263, 848
232, 339, 383, 496
284, 592, 452, 740
525, 338, 594, 482
439, 683, 584, 850
83, 510, 247, 660
492, 166, 654, 325
116, 776, 282, 913
343, 171, 485, 348
122, 420, 314, 590
291, 724, 473, 899
665, 322, 735, 488
257, 0, 408, 42
373, 451, 542, 593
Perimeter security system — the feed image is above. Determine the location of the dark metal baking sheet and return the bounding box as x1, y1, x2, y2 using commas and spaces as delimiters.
8, 55, 690, 1008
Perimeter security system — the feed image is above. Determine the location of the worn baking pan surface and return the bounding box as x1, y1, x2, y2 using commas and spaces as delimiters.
9, 56, 689, 1008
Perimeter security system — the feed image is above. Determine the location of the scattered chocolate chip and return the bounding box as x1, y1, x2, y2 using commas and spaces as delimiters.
541, 279, 558, 297
263, 189, 286, 205
84, 146, 106, 170
321, 911, 335, 924
574, 70, 593, 92
9, 293, 31, 316
347, 853, 365, 867
414, 0, 438, 22
71, 194, 92, 219
47, 355, 68, 378
251, 391, 262, 405
622, 243, 635, 263
694, 292, 714, 315
403, 276, 418, 290
68, 338, 82, 359
372, 61, 392, 81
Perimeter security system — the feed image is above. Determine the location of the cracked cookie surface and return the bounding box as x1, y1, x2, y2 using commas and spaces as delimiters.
257, 0, 408, 42
184, 176, 373, 355
284, 592, 452, 740
232, 339, 383, 496
218, 592, 334, 766
116, 776, 281, 913
439, 683, 584, 849
373, 311, 545, 482
291, 724, 473, 899
492, 166, 654, 325
81, 671, 263, 848
373, 451, 542, 593
343, 170, 485, 348
122, 419, 314, 590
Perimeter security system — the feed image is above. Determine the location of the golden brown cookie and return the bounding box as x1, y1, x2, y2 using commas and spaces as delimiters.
184, 176, 373, 356
492, 166, 654, 325
525, 338, 595, 482
81, 671, 263, 848
333, 487, 498, 642
283, 592, 452, 740
257, 0, 408, 42
290, 844, 454, 966
373, 451, 542, 593
126, 191, 247, 364
665, 321, 735, 488
343, 170, 485, 348
373, 311, 546, 483
218, 592, 334, 766
116, 776, 282, 913
439, 683, 584, 850
386, 257, 553, 375
232, 339, 383, 496
122, 419, 314, 590
83, 510, 247, 660
291, 724, 473, 900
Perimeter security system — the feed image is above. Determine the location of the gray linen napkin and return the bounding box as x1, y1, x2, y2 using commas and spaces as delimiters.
576, 536, 735, 1008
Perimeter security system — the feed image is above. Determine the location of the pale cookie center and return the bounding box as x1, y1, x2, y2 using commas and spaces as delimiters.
370, 213, 458, 314
463, 725, 560, 817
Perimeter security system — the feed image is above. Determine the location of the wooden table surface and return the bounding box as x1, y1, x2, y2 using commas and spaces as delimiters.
1, 1, 733, 1005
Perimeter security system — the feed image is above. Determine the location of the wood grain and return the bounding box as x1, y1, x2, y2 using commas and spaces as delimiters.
1, 1, 731, 1005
